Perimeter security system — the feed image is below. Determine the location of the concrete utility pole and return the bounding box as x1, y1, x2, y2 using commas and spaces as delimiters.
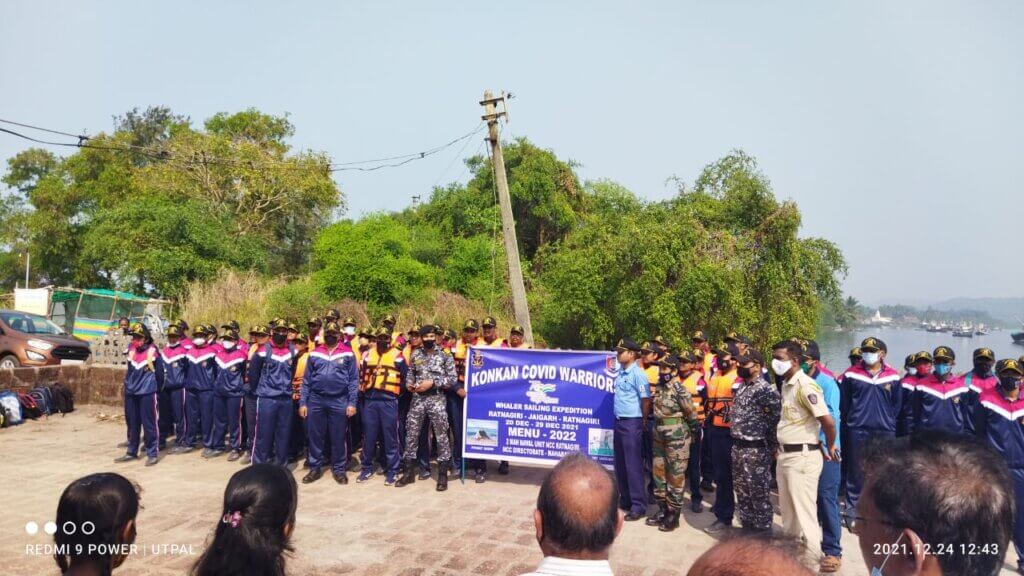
480, 90, 534, 344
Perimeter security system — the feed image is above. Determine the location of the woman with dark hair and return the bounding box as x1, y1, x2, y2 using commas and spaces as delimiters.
191, 463, 298, 576
116, 323, 164, 466
54, 473, 140, 576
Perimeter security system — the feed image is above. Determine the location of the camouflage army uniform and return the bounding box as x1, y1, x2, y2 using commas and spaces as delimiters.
402, 347, 456, 465
730, 375, 782, 530
652, 376, 699, 511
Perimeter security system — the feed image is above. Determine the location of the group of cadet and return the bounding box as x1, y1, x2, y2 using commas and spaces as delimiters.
115, 310, 530, 492
609, 330, 1024, 574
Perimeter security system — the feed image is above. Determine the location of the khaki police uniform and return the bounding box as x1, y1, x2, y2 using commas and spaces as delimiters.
777, 370, 830, 548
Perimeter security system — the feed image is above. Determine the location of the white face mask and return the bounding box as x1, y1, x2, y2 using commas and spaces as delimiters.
192, 337, 206, 347
863, 352, 881, 366
907, 367, 917, 376
220, 341, 236, 350
343, 326, 356, 337
871, 531, 904, 576
771, 359, 793, 376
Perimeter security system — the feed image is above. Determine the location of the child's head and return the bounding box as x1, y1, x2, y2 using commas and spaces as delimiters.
54, 473, 140, 575
191, 464, 298, 576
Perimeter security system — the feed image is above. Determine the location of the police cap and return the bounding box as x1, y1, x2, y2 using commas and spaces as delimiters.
324, 321, 341, 334
482, 316, 498, 328
615, 338, 641, 353
933, 346, 955, 362
997, 359, 1024, 376
691, 330, 707, 342
342, 316, 357, 327
658, 355, 680, 369
974, 348, 995, 361
860, 337, 887, 353
510, 324, 525, 336
463, 319, 480, 331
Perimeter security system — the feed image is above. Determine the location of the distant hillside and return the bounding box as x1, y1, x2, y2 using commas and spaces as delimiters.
929, 298, 1024, 326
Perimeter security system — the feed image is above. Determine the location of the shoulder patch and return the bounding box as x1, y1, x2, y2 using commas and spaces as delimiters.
807, 393, 818, 405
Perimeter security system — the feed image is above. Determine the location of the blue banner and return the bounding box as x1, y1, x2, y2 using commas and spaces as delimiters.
463, 347, 617, 468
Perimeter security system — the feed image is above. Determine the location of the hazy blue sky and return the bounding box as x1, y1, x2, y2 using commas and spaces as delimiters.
2, 1, 1021, 303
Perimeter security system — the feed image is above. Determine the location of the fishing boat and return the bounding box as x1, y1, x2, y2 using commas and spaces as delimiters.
952, 324, 975, 338
1014, 332, 1024, 345
975, 324, 990, 336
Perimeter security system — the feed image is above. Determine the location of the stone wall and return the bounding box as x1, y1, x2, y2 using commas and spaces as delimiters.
0, 365, 125, 406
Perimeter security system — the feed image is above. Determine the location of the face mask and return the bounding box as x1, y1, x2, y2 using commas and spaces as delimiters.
736, 366, 754, 380
871, 532, 904, 576
800, 361, 811, 374
271, 333, 287, 346
771, 359, 792, 376
862, 352, 880, 366
917, 364, 933, 376
422, 339, 436, 350
343, 326, 356, 336
906, 367, 917, 376
659, 372, 672, 384
220, 340, 236, 350
975, 362, 993, 377
192, 337, 206, 347
324, 334, 339, 346
934, 363, 952, 377
999, 375, 1021, 391
168, 339, 180, 347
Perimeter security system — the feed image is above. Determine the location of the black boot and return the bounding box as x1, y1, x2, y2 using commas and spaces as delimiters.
395, 461, 417, 487
646, 503, 667, 526
659, 508, 681, 532
436, 463, 449, 492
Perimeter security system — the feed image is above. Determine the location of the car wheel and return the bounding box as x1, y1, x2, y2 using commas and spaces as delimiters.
0, 354, 20, 369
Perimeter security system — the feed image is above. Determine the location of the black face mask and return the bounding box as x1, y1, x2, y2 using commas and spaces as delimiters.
999, 375, 1021, 391
324, 334, 339, 346
272, 332, 287, 346
975, 362, 994, 377
736, 366, 754, 380
422, 340, 436, 350
658, 372, 672, 384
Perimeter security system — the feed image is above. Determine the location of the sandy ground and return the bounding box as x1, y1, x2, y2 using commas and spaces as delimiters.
0, 407, 1016, 575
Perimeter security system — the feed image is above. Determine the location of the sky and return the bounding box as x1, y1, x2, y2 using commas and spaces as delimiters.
1, 1, 1021, 303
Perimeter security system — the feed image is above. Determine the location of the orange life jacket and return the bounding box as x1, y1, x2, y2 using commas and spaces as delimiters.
365, 347, 403, 396
707, 370, 738, 427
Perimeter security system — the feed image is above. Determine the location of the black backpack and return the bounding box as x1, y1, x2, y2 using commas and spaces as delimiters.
18, 393, 42, 420
48, 383, 75, 415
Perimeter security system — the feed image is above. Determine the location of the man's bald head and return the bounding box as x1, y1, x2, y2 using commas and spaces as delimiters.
535, 452, 621, 558
687, 537, 814, 576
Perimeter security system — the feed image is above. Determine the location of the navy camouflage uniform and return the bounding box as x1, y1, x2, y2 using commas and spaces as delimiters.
730, 372, 782, 530
402, 345, 456, 468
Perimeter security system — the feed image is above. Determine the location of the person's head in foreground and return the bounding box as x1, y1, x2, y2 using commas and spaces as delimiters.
686, 537, 814, 576
54, 472, 140, 576
855, 431, 1012, 576
191, 464, 298, 576
532, 452, 622, 565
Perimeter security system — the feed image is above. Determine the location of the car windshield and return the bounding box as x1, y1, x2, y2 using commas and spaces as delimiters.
0, 311, 66, 335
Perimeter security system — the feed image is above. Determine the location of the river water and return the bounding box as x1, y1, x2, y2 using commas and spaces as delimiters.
816, 327, 1023, 372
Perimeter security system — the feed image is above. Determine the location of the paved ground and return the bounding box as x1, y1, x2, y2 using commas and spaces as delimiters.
0, 407, 1016, 575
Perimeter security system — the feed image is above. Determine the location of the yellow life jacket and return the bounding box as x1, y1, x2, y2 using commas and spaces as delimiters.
366, 347, 403, 396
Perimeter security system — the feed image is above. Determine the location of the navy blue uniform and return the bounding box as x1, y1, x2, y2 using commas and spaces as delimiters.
974, 388, 1024, 571
159, 343, 190, 447
212, 347, 247, 452
906, 374, 973, 435
124, 344, 164, 459
360, 346, 407, 479
302, 343, 359, 475
840, 364, 902, 510
249, 343, 297, 466
185, 344, 218, 448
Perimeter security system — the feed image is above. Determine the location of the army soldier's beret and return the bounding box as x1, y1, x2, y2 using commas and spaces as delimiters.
974, 348, 995, 361
658, 355, 680, 369
933, 346, 955, 362
860, 337, 887, 352
997, 359, 1024, 376
615, 338, 641, 352
482, 316, 498, 328
463, 319, 480, 331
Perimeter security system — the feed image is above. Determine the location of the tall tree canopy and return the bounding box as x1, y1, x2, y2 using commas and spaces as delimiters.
1, 107, 341, 297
